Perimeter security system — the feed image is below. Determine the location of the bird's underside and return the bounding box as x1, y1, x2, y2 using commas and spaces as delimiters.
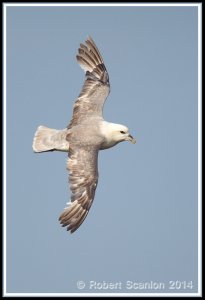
32, 36, 136, 234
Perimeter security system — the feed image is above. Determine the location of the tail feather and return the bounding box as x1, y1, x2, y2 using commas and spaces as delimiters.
32, 126, 69, 153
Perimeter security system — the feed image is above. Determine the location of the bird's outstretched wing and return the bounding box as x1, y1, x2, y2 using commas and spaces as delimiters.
67, 36, 110, 129
59, 145, 99, 233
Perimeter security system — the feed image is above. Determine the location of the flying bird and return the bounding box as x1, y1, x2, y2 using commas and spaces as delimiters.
32, 36, 136, 233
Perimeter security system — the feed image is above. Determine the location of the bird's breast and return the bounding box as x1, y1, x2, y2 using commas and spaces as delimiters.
100, 139, 119, 150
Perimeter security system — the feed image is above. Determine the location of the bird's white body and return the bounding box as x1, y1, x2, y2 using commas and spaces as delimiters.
32, 36, 136, 233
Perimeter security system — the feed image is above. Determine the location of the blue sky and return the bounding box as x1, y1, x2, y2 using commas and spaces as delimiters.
5, 4, 200, 295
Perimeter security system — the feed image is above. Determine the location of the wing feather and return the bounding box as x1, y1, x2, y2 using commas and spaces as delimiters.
67, 36, 110, 129
59, 145, 99, 233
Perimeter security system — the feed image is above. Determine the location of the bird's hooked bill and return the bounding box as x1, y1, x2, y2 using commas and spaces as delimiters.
128, 134, 136, 144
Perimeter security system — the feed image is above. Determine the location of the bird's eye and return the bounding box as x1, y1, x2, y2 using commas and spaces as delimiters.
120, 131, 126, 134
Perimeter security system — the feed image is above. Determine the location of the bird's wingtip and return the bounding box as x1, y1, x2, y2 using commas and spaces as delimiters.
87, 35, 94, 42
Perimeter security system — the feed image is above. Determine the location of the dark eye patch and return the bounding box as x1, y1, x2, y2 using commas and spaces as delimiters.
120, 131, 126, 134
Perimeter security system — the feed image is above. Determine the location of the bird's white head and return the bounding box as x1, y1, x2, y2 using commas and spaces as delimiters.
101, 122, 136, 149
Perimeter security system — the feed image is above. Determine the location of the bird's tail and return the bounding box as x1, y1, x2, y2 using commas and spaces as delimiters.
32, 126, 69, 153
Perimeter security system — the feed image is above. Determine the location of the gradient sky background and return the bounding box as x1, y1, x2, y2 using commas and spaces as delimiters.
6, 4, 199, 294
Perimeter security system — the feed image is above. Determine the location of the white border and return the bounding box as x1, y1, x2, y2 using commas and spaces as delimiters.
3, 2, 7, 299
2, 292, 203, 297
3, 3, 200, 7
3, 2, 202, 298
197, 2, 202, 297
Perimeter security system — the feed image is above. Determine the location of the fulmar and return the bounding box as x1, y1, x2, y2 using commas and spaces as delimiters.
32, 36, 136, 233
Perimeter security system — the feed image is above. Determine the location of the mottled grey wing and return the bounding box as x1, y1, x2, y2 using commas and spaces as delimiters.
59, 145, 99, 233
67, 36, 110, 129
